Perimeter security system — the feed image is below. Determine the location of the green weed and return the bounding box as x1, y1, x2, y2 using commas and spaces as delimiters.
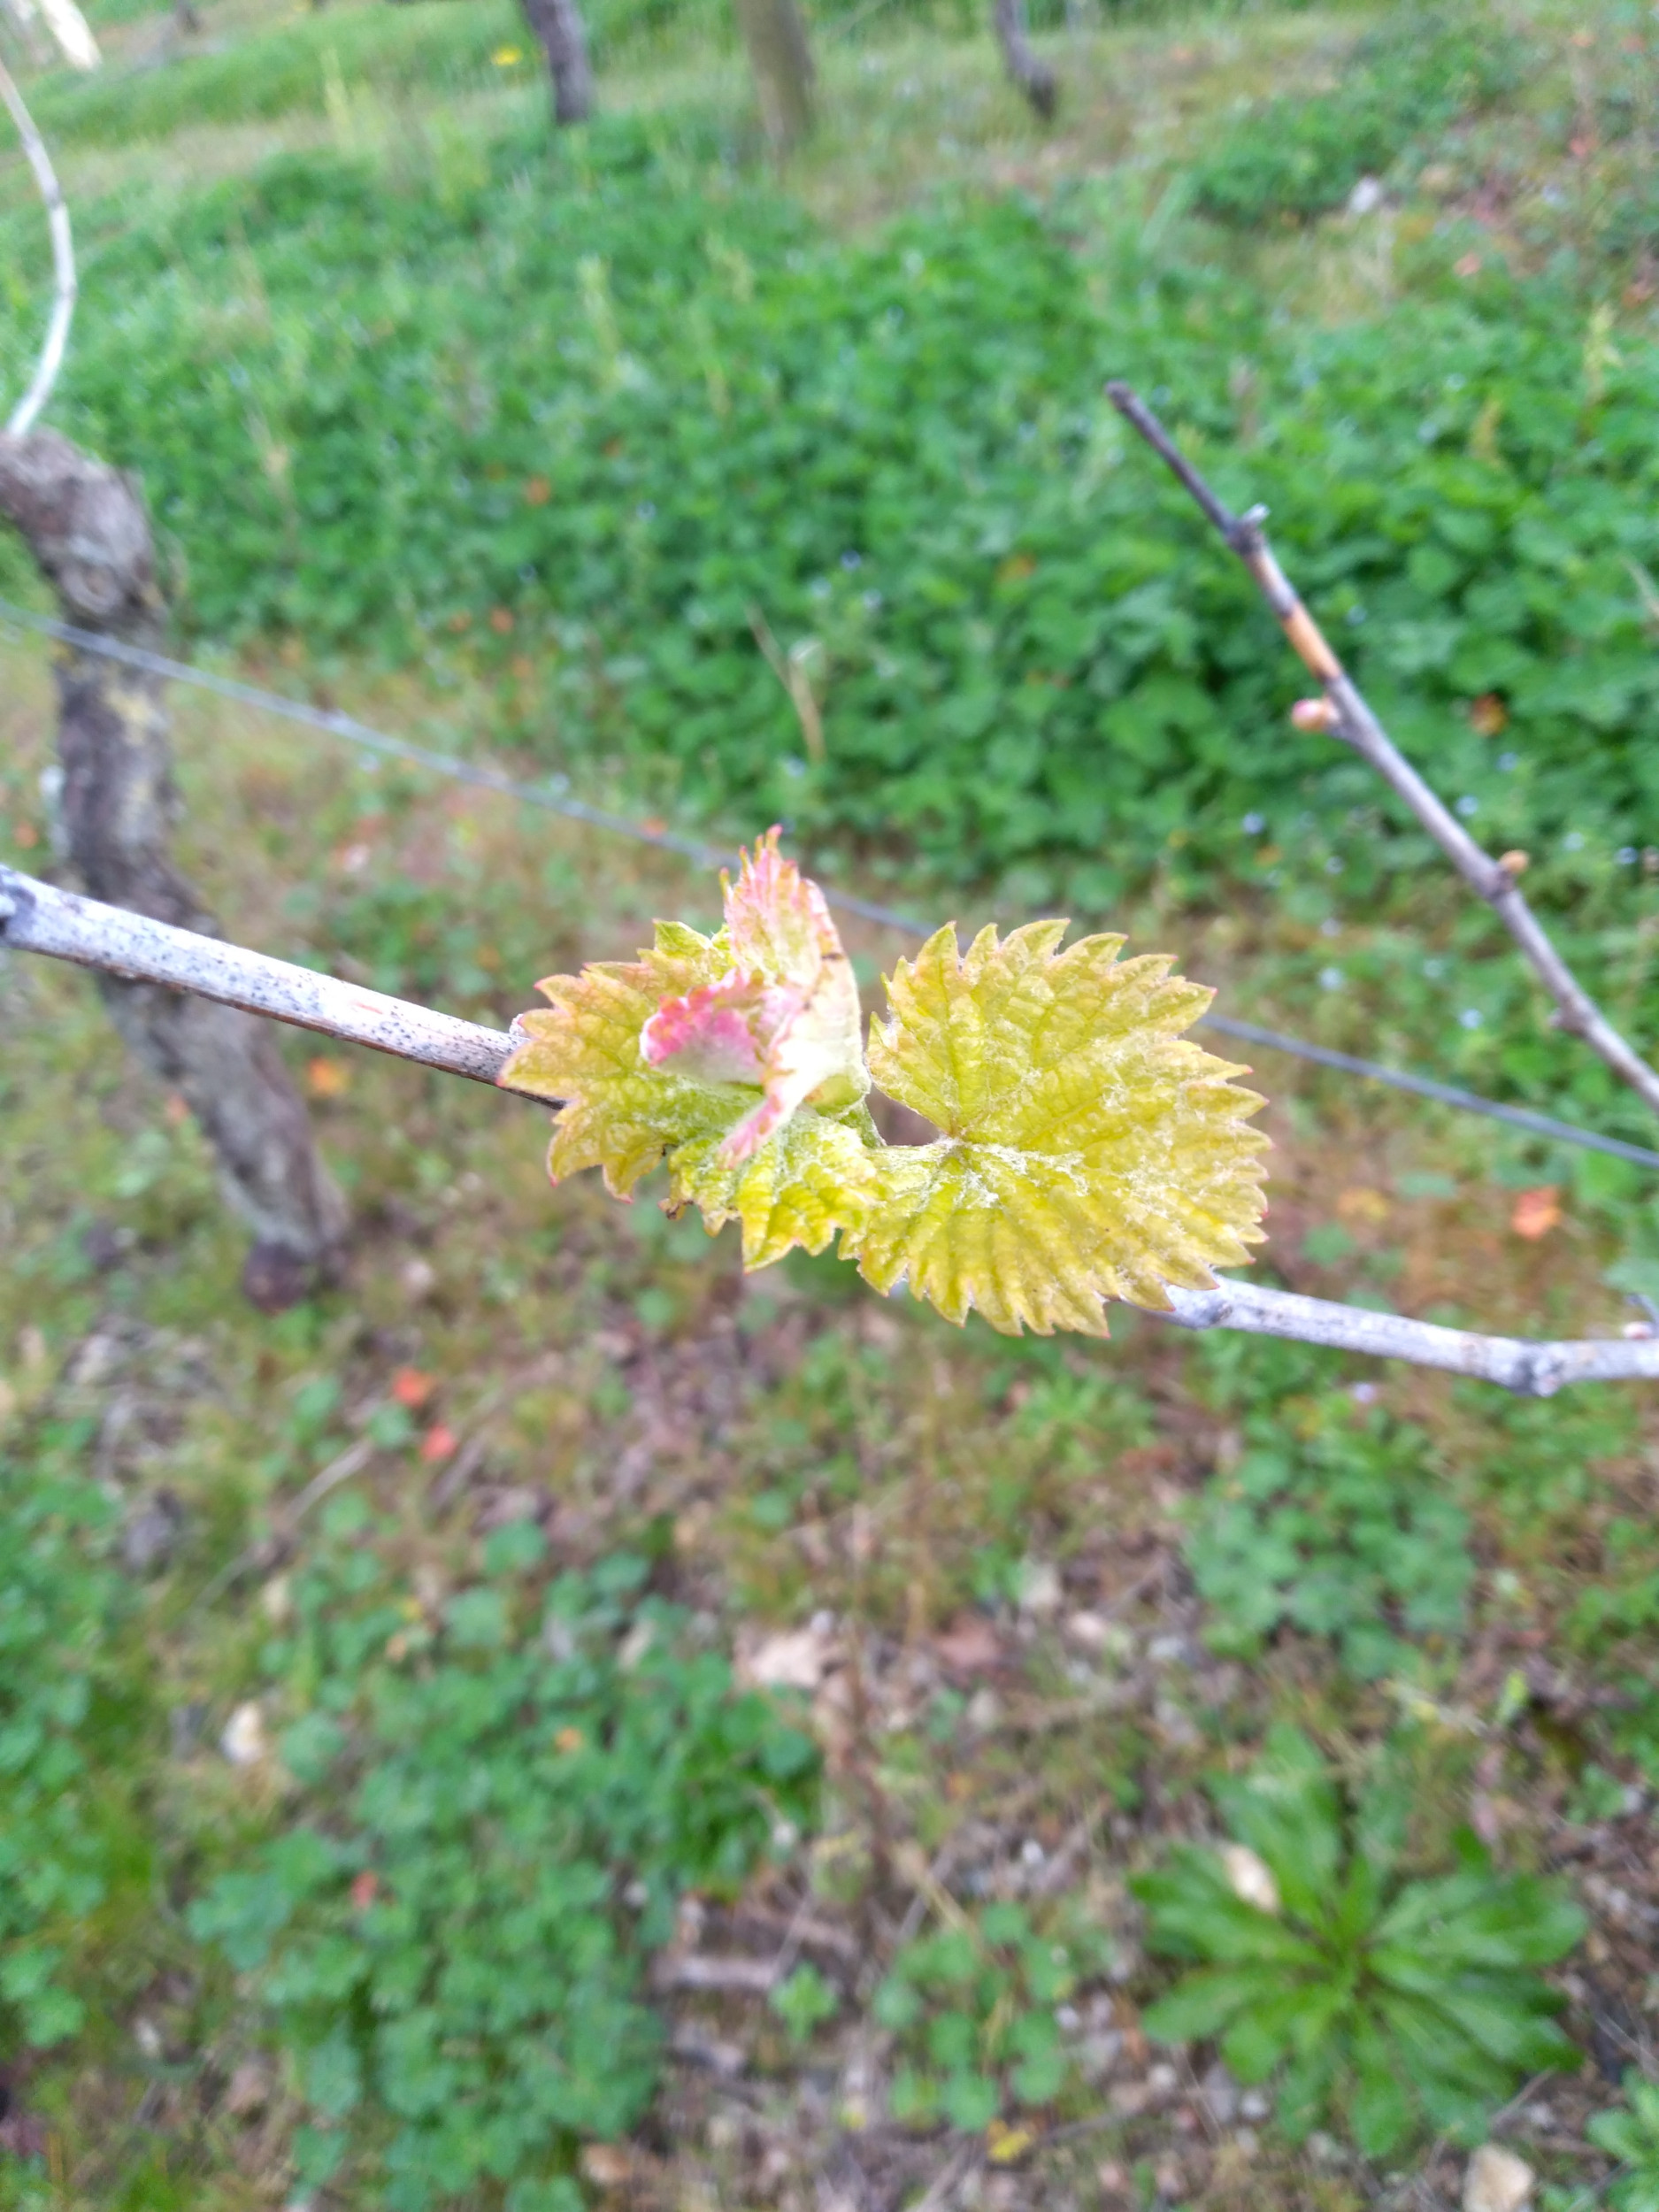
1184, 1393, 1472, 1679
874, 1899, 1113, 2129
1134, 1724, 1586, 2156
1188, 8, 1527, 226
0, 1422, 150, 2059
1585, 2072, 1659, 2212
188, 1502, 818, 2207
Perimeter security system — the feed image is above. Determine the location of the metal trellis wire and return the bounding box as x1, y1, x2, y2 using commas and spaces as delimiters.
4, 595, 1657, 1176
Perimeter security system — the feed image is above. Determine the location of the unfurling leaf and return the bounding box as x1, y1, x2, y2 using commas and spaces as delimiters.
502, 836, 1269, 1329
846, 923, 1267, 1333
500, 831, 872, 1266
642, 827, 867, 1162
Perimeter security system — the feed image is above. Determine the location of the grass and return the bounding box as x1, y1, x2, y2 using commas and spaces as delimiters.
4, 0, 1659, 2204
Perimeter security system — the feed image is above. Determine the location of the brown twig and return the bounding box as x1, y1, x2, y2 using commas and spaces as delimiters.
1106, 380, 1659, 1125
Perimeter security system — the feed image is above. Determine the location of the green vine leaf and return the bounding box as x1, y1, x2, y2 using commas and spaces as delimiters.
845, 922, 1269, 1335
503, 839, 1269, 1326
668, 1112, 878, 1270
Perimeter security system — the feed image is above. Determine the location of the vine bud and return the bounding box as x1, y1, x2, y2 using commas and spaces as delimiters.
1291, 696, 1337, 733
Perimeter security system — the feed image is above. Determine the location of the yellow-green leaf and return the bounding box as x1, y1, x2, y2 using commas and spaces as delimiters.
847, 922, 1268, 1334
668, 1110, 878, 1269
500, 923, 740, 1196
646, 829, 867, 1161
499, 833, 874, 1265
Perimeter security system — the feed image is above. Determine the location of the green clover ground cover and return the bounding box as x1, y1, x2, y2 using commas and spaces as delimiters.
1185, 1391, 1473, 1681
187, 1502, 818, 2207
1188, 7, 1528, 227
4, 107, 1657, 940
0, 1423, 150, 2059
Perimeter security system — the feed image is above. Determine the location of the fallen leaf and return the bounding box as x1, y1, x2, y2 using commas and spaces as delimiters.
739, 1624, 840, 1691
306, 1056, 351, 1099
222, 2059, 273, 2118
987, 2117, 1037, 2164
1221, 1842, 1280, 1914
1510, 1187, 1562, 1240
220, 1701, 267, 1768
580, 2145, 631, 2187
933, 1612, 1004, 1680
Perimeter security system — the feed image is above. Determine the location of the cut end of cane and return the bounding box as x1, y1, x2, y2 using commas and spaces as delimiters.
1291, 696, 1338, 733
1499, 849, 1530, 877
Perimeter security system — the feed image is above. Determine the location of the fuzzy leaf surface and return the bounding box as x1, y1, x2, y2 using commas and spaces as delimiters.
503, 921, 737, 1197
500, 833, 873, 1266
851, 922, 1268, 1334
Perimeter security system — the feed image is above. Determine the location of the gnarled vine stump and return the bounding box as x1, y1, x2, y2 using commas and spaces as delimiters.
0, 429, 348, 1307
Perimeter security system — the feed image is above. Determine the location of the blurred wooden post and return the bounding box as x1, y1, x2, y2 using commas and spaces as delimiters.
733, 0, 815, 154
0, 430, 349, 1310
993, 0, 1056, 118
521, 0, 594, 124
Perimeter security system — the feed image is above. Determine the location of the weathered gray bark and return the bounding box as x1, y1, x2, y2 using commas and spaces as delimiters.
520, 0, 593, 125
733, 0, 814, 154
0, 429, 348, 1308
993, 0, 1056, 119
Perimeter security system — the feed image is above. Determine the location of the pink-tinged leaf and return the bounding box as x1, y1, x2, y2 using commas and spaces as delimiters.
713, 828, 867, 1161
724, 825, 830, 985
641, 973, 766, 1084
500, 926, 741, 1197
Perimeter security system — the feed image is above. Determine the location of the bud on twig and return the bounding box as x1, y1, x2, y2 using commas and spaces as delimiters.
1499, 850, 1530, 877
1291, 696, 1338, 733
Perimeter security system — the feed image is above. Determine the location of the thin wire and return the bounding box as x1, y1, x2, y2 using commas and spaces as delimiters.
0, 58, 76, 437
5, 596, 1657, 1173
0, 602, 730, 866
1202, 1016, 1659, 1172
